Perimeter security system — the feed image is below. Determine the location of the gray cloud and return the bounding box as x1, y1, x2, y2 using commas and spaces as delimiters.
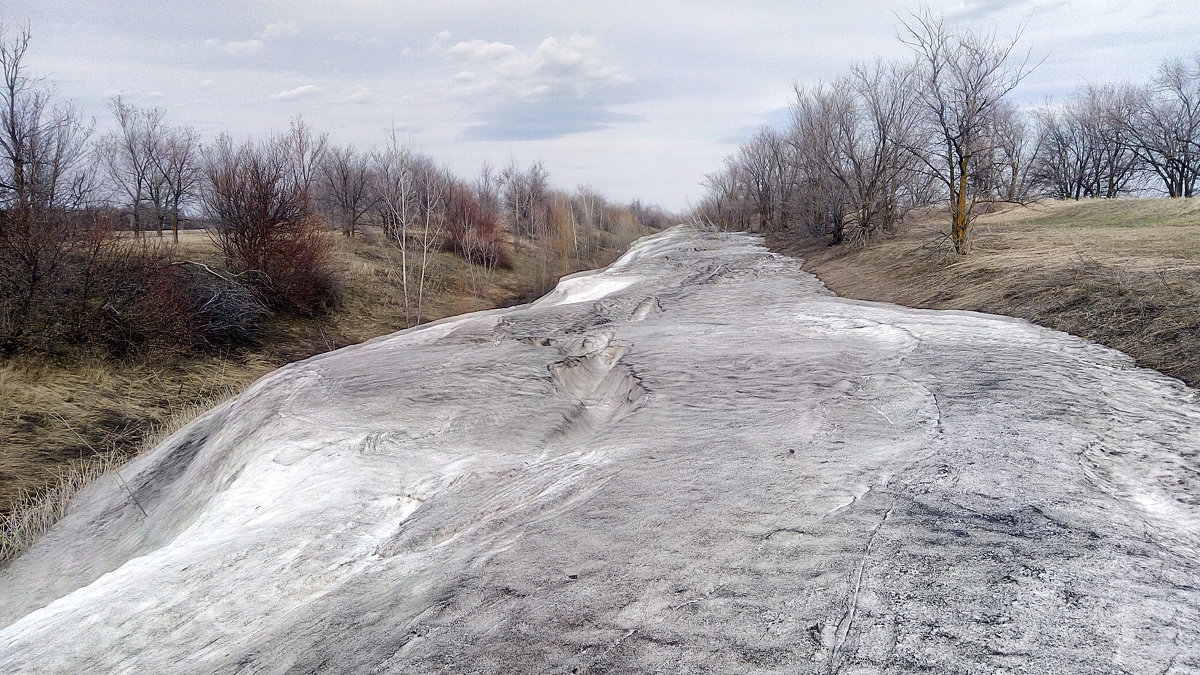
718, 106, 796, 145
463, 95, 639, 141
943, 0, 1023, 20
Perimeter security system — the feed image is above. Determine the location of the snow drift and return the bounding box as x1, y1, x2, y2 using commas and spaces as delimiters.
2, 226, 1199, 673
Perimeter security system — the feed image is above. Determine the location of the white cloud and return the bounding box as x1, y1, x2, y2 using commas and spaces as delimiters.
334, 87, 374, 105
435, 34, 632, 102
203, 22, 293, 57
205, 38, 264, 55
272, 84, 321, 101
258, 22, 299, 40
334, 32, 385, 47
447, 39, 521, 62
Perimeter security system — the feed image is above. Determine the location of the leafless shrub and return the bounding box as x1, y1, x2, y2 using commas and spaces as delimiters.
202, 129, 337, 316
444, 179, 510, 270
177, 262, 268, 347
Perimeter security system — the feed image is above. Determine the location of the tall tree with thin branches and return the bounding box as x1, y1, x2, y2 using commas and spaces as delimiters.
96, 96, 165, 236
319, 144, 375, 238
900, 11, 1038, 254
150, 124, 202, 242
1120, 55, 1200, 198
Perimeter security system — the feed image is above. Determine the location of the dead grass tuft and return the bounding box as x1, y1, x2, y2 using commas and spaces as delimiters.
0, 385, 240, 563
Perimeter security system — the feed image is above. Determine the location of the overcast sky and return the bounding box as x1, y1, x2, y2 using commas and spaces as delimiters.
5, 1, 1199, 211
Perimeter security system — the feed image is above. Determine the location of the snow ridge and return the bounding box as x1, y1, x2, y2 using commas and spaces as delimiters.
2, 225, 1199, 673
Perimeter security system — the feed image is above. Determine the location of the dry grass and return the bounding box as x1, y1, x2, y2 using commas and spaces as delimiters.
0, 221, 644, 562
0, 355, 276, 517
0, 389, 238, 561
768, 198, 1200, 386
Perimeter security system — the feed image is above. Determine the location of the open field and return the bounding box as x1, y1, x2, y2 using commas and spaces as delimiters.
0, 224, 641, 540
768, 198, 1200, 387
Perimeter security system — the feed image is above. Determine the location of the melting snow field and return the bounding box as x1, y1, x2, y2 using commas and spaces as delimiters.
3, 226, 1200, 673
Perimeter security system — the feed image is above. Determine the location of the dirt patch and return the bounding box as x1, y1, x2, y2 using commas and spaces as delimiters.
767, 198, 1200, 387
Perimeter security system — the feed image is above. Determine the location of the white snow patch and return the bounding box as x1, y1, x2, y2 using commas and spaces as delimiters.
2, 225, 1200, 673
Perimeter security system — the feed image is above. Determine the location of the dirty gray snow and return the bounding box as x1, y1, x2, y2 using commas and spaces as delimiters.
3, 226, 1200, 673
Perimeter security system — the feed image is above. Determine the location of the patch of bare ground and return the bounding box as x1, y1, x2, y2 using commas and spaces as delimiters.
767, 198, 1200, 387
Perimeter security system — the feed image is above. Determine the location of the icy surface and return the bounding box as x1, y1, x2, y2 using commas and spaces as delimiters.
3, 226, 1200, 673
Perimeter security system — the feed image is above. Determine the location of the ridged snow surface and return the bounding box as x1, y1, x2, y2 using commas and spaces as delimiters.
3, 226, 1200, 673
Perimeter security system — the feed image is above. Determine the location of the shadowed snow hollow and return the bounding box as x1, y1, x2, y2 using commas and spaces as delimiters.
3, 226, 1200, 673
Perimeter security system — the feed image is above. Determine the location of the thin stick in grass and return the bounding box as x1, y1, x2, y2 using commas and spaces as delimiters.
50, 413, 149, 518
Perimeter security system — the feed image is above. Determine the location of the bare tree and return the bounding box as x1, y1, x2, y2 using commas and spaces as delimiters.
445, 174, 506, 300
282, 116, 327, 204
718, 126, 804, 233
737, 128, 780, 231
700, 166, 738, 230
474, 160, 501, 213
374, 135, 417, 323
1, 23, 92, 213
319, 144, 375, 238
1121, 56, 1200, 197
979, 101, 1033, 203
412, 157, 447, 324
1085, 85, 1144, 198
900, 10, 1038, 253
792, 62, 923, 244
372, 136, 451, 325
766, 125, 802, 230
501, 160, 549, 238
1030, 100, 1088, 199
1031, 85, 1143, 200
0, 23, 182, 355
150, 124, 202, 242
572, 184, 606, 259
96, 96, 165, 236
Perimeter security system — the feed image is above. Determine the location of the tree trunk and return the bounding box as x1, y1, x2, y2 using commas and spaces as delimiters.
952, 157, 970, 254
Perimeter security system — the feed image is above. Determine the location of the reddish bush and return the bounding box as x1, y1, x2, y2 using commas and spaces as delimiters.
0, 209, 265, 357
203, 134, 338, 316
443, 185, 511, 270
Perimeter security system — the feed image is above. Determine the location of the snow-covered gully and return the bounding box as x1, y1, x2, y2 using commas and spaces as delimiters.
3, 226, 1199, 672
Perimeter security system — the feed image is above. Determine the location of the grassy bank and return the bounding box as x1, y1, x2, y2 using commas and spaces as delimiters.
767, 198, 1200, 387
1, 224, 642, 557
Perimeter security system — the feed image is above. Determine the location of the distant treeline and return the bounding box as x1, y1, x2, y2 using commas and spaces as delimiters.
0, 22, 671, 357
697, 11, 1200, 253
